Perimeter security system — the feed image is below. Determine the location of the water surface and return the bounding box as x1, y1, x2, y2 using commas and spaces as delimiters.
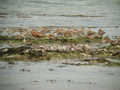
0, 0, 120, 36
0, 61, 120, 90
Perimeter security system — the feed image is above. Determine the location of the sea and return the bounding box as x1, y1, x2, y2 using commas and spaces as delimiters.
0, 0, 120, 36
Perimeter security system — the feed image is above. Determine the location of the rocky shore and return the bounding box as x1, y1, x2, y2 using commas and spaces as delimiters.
0, 27, 120, 66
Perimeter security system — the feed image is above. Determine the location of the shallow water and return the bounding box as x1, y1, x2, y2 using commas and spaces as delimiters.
0, 61, 120, 90
0, 0, 120, 36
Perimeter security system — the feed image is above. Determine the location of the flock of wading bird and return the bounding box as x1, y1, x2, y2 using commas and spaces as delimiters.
8, 27, 120, 53
30, 27, 105, 39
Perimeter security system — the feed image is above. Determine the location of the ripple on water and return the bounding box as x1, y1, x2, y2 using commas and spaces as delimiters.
0, 61, 120, 90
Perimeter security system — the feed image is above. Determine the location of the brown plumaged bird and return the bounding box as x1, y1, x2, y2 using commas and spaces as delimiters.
98, 28, 105, 36
48, 34, 56, 40
31, 29, 44, 38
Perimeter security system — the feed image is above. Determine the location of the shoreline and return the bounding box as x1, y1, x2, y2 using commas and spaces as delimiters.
0, 27, 120, 66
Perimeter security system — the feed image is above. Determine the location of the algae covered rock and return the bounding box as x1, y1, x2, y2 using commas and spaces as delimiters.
28, 48, 45, 58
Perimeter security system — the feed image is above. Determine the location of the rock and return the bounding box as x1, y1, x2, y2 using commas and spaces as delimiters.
0, 45, 31, 56
48, 68, 54, 71
112, 51, 120, 56
8, 60, 16, 65
32, 80, 40, 82
28, 49, 43, 58
20, 68, 31, 72
83, 57, 105, 62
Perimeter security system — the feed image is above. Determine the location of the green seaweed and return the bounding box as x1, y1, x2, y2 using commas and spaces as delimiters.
0, 35, 103, 44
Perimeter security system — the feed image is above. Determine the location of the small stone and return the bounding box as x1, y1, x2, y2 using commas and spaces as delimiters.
48, 68, 54, 71
67, 80, 72, 82
20, 68, 31, 72
32, 80, 40, 82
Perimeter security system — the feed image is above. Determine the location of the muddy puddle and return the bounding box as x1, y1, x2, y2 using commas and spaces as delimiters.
0, 60, 120, 90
